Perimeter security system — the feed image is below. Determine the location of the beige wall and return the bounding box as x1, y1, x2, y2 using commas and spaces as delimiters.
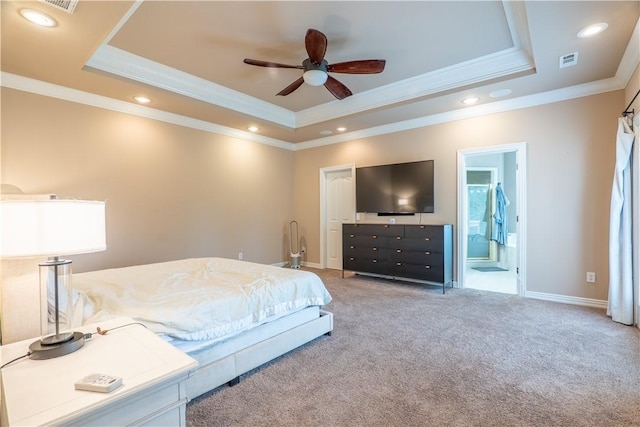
294, 91, 624, 301
1, 88, 295, 272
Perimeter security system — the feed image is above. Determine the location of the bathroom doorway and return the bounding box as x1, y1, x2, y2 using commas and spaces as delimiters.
457, 143, 527, 295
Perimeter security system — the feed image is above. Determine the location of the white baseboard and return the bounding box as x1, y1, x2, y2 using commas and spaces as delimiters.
302, 261, 322, 269
525, 291, 607, 309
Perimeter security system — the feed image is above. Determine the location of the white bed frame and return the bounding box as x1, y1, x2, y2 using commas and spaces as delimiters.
185, 306, 333, 399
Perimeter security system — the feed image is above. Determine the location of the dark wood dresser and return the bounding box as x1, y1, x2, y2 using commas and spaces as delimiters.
342, 223, 453, 293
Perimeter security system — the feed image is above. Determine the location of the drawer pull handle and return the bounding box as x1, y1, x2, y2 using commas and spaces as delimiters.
396, 262, 402, 266
384, 225, 389, 228
350, 245, 355, 249
373, 235, 377, 239
425, 251, 431, 255
396, 237, 401, 240
373, 260, 378, 263
350, 234, 355, 237
396, 249, 402, 253
425, 265, 431, 269
424, 238, 430, 241
373, 248, 378, 251
349, 257, 354, 261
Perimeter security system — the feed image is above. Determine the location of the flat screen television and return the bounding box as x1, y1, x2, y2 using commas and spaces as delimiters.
356, 160, 434, 215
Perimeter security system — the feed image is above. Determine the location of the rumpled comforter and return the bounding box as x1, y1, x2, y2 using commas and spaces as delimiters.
72, 258, 332, 341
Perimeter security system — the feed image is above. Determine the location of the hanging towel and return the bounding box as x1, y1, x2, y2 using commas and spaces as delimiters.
608, 116, 635, 325
491, 183, 510, 245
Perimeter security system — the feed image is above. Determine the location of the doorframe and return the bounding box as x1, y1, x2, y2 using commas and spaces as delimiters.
457, 142, 527, 295
319, 164, 356, 269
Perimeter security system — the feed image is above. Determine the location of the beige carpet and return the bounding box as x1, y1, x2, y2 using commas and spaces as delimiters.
187, 268, 640, 426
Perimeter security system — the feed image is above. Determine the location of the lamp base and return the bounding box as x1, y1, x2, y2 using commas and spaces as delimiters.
29, 332, 85, 360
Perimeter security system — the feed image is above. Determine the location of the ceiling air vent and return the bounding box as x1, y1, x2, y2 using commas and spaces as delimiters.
559, 52, 579, 68
39, 0, 78, 14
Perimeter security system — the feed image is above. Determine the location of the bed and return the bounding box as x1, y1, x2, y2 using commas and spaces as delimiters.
71, 257, 333, 399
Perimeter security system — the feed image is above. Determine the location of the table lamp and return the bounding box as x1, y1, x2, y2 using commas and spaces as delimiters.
0, 198, 106, 359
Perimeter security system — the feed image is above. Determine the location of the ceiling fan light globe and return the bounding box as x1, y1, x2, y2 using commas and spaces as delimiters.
303, 70, 328, 86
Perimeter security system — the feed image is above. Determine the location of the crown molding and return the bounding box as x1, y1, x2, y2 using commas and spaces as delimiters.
293, 77, 624, 151
86, 45, 296, 128
0, 72, 294, 151
88, 42, 534, 131
615, 17, 640, 87
86, 41, 533, 131
1, 71, 626, 153
295, 46, 534, 127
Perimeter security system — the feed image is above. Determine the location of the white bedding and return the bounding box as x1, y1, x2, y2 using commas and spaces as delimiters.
72, 258, 332, 341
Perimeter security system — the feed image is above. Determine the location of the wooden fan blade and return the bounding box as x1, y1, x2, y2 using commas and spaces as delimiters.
324, 76, 353, 100
305, 29, 327, 64
327, 60, 386, 74
277, 77, 305, 96
243, 58, 303, 69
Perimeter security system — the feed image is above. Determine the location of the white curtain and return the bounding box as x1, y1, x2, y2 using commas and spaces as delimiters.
634, 113, 640, 328
608, 116, 636, 325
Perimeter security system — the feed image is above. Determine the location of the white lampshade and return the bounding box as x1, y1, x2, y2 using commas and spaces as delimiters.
0, 199, 106, 258
303, 70, 328, 86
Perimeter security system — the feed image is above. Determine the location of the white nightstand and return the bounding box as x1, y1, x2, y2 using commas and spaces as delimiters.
0, 317, 198, 426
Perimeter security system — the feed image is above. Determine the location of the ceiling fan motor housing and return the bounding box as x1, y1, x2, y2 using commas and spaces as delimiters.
302, 58, 329, 86
303, 58, 328, 73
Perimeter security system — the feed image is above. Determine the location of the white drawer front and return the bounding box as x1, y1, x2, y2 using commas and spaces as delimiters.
70, 382, 184, 426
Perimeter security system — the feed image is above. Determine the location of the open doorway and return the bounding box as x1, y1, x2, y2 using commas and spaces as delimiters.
457, 143, 527, 295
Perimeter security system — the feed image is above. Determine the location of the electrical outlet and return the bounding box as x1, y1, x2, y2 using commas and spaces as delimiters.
301, 246, 306, 253
238, 252, 243, 260
586, 272, 596, 283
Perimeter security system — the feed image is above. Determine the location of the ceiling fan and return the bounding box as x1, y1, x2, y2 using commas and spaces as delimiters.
243, 28, 386, 100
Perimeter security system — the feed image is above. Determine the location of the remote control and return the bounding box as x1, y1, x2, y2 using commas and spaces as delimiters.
74, 374, 123, 393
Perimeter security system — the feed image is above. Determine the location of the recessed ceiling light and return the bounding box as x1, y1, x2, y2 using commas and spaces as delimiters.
19, 9, 57, 27
248, 126, 259, 133
134, 96, 151, 104
490, 89, 512, 98
577, 23, 608, 38
462, 97, 480, 106
336, 127, 347, 132
320, 130, 333, 135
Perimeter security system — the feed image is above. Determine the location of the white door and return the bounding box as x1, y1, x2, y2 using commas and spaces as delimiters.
322, 166, 355, 270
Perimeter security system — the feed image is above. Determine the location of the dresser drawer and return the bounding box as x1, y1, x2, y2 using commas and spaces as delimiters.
404, 225, 445, 239
343, 257, 388, 275
389, 237, 443, 252
343, 223, 403, 238
343, 234, 389, 247
343, 245, 389, 258
75, 381, 186, 426
388, 262, 444, 282
391, 249, 444, 265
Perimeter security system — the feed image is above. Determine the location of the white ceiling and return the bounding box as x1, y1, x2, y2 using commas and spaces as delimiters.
1, 1, 639, 148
